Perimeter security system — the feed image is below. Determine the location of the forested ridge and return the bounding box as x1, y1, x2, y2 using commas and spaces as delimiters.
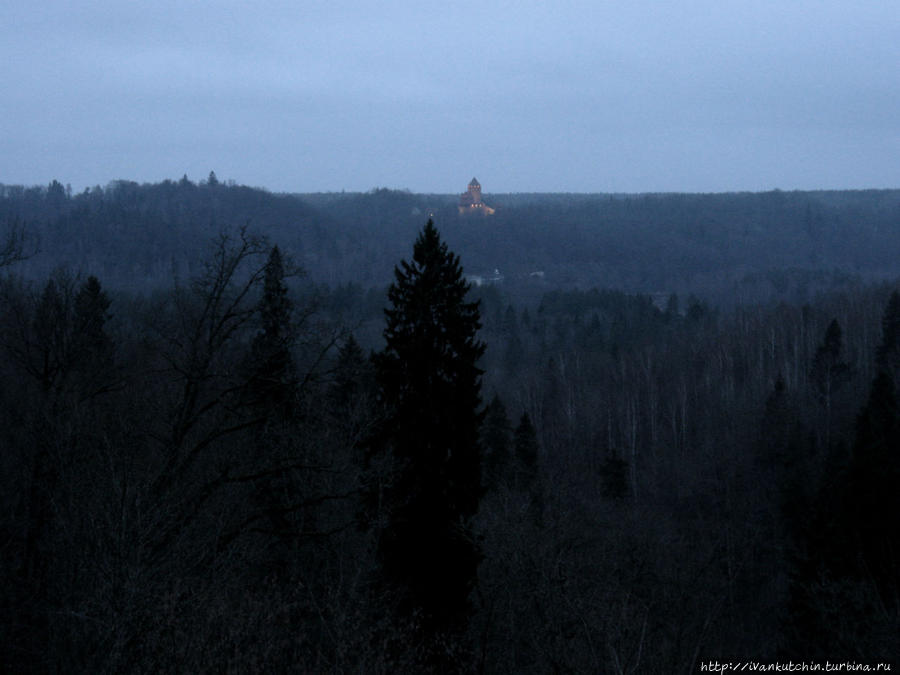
0, 179, 898, 671
3, 177, 899, 302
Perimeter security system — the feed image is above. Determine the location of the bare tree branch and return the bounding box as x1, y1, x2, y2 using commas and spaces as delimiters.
0, 218, 37, 267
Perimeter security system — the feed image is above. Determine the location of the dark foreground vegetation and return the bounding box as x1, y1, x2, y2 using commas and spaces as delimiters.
0, 179, 898, 672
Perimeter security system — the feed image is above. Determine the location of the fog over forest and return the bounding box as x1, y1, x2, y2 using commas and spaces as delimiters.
5, 178, 900, 299
0, 176, 898, 671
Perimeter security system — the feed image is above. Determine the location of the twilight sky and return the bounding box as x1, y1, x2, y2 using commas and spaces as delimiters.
1, 1, 897, 194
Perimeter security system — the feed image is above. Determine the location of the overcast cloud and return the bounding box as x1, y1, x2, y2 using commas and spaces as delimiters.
1, 0, 897, 193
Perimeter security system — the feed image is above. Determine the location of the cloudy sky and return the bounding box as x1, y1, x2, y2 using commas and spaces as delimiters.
1, 1, 897, 193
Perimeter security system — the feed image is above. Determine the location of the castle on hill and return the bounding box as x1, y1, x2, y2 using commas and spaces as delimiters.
458, 178, 495, 215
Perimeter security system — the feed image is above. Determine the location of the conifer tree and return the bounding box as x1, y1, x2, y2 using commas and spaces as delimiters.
786, 301, 900, 657
328, 333, 374, 445
240, 245, 303, 548
31, 277, 67, 392
71, 275, 116, 398
72, 276, 111, 358
513, 412, 539, 487
329, 333, 369, 412
371, 220, 485, 634
248, 246, 296, 415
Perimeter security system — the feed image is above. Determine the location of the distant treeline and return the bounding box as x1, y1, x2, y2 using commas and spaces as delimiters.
2, 177, 899, 303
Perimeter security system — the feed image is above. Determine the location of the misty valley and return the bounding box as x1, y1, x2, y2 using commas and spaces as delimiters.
1, 177, 898, 672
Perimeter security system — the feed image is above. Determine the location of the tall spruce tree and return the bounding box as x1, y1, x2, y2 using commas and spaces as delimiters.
72, 276, 111, 359
248, 246, 296, 416
371, 220, 485, 634
71, 275, 115, 399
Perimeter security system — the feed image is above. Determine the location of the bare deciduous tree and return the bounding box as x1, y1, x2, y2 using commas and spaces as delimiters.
0, 218, 37, 268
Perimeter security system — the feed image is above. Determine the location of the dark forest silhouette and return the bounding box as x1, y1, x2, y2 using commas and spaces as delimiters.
0, 181, 898, 671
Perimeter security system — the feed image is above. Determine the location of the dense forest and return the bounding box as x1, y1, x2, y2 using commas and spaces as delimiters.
0, 178, 898, 672
3, 176, 900, 303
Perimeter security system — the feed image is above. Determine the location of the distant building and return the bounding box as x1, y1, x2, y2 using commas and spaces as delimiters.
466, 268, 504, 286
458, 177, 495, 215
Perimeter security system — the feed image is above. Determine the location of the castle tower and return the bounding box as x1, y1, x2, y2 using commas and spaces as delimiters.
458, 177, 494, 215
467, 178, 482, 204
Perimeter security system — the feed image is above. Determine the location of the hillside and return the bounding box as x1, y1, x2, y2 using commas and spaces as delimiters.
2, 178, 899, 303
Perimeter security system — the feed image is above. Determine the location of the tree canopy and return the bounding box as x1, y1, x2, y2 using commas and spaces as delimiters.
371, 220, 485, 636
